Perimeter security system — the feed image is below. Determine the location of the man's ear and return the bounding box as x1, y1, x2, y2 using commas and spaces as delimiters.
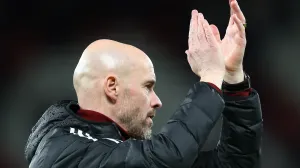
104, 75, 119, 103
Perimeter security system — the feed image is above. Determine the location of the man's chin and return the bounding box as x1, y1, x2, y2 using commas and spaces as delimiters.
131, 129, 152, 140
143, 128, 152, 140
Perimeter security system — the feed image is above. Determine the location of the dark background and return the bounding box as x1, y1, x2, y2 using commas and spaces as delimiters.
2, 0, 300, 167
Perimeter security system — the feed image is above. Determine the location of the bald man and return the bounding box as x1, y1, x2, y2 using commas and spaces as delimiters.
25, 1, 262, 168
73, 39, 162, 140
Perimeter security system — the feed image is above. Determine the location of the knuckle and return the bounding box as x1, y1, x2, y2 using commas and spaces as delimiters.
193, 46, 200, 51
206, 42, 217, 50
189, 48, 200, 54
197, 33, 204, 40
210, 43, 218, 49
195, 48, 204, 55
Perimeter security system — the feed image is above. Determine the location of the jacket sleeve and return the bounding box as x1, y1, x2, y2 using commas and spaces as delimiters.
193, 89, 263, 168
77, 82, 225, 168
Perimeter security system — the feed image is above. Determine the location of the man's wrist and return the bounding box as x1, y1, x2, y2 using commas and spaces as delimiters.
223, 70, 244, 84
200, 74, 224, 89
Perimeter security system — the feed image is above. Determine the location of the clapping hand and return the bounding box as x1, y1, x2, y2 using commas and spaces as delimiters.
210, 0, 247, 84
186, 10, 225, 89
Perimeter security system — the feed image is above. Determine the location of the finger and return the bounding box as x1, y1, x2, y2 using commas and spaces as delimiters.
228, 0, 235, 27
188, 10, 199, 49
226, 13, 234, 29
232, 14, 246, 38
210, 24, 221, 43
229, 0, 235, 16
202, 18, 218, 45
197, 13, 206, 42
230, 0, 246, 24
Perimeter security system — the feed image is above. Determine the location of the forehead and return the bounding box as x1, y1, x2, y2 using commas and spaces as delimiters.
144, 67, 156, 81
131, 57, 156, 82
124, 46, 156, 81
138, 63, 156, 80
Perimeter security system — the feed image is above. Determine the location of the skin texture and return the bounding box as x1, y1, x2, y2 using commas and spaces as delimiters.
73, 39, 162, 140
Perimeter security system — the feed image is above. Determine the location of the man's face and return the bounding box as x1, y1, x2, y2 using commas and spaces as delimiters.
116, 61, 162, 140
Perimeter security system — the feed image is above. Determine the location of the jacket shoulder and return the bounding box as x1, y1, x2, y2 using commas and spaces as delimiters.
29, 126, 119, 168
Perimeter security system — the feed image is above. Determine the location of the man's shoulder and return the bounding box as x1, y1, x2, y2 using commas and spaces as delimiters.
30, 126, 122, 167
26, 100, 126, 167
43, 126, 123, 159
47, 126, 124, 147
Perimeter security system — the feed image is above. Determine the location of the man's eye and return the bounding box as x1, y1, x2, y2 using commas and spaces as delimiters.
146, 84, 153, 90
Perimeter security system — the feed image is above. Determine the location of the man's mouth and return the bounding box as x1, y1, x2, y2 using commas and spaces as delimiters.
147, 112, 155, 119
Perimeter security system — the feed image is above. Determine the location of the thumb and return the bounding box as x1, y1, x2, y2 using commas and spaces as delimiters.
210, 24, 221, 43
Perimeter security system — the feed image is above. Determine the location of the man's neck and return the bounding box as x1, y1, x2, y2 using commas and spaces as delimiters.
76, 106, 130, 140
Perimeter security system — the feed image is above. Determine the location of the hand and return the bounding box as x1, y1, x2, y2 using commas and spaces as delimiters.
210, 0, 246, 84
186, 10, 225, 89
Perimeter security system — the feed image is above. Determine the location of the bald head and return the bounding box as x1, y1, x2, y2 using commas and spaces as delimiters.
74, 39, 150, 91
73, 39, 154, 109
73, 39, 161, 139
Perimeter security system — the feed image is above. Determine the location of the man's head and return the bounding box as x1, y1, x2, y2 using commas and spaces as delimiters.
73, 39, 162, 140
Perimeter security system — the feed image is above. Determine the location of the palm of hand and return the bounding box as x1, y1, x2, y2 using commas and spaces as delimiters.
221, 21, 246, 72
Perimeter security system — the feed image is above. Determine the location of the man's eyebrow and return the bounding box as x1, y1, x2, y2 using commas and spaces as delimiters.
144, 79, 156, 85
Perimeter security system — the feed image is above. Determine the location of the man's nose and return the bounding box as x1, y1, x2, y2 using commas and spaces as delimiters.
151, 91, 162, 109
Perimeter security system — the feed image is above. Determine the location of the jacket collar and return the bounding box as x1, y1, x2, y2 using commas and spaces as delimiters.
66, 101, 130, 140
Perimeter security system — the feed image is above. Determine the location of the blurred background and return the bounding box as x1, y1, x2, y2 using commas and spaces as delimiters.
2, 0, 300, 167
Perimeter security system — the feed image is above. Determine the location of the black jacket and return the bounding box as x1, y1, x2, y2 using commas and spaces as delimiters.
25, 82, 263, 168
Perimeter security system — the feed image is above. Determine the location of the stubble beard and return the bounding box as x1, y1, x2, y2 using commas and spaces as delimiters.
116, 92, 152, 140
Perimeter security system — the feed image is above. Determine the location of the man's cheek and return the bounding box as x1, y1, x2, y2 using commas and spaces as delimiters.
127, 88, 138, 96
